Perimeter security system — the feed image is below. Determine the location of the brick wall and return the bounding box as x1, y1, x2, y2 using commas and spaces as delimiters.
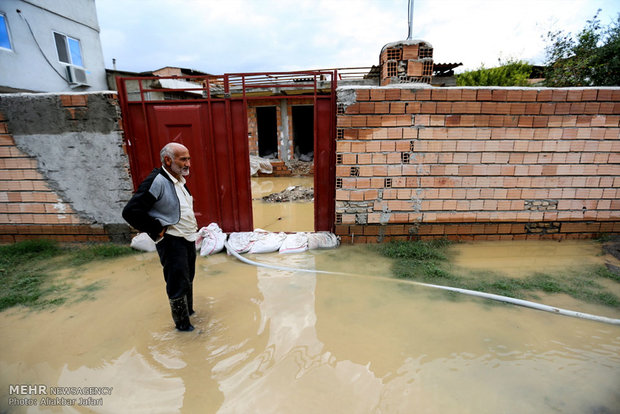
0, 92, 132, 243
335, 86, 620, 243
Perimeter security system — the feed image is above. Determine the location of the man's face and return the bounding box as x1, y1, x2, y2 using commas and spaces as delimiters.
166, 147, 191, 178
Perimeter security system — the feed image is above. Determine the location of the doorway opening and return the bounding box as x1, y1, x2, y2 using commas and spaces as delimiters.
251, 103, 316, 233
292, 105, 314, 162
257, 106, 278, 159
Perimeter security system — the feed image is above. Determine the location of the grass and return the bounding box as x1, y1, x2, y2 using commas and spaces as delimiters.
0, 239, 138, 312
377, 239, 620, 308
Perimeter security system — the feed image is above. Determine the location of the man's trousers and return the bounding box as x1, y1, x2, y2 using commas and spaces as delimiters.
156, 234, 196, 301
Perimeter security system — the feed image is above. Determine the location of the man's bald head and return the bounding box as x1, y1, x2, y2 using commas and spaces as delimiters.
160, 142, 188, 163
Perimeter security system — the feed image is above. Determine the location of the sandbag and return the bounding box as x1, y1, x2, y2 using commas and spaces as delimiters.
227, 232, 255, 254
196, 223, 227, 256
279, 232, 309, 254
248, 230, 287, 254
307, 232, 340, 250
249, 155, 273, 176
130, 232, 157, 252
227, 229, 286, 254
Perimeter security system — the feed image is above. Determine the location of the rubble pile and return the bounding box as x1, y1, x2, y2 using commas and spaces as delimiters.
262, 186, 314, 202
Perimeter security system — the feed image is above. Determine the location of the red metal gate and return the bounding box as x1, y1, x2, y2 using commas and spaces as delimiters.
116, 71, 337, 232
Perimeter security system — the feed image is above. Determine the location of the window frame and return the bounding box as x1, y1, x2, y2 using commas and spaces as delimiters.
0, 13, 12, 51
53, 31, 84, 68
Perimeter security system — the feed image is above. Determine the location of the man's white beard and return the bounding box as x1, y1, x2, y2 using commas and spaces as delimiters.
170, 163, 190, 177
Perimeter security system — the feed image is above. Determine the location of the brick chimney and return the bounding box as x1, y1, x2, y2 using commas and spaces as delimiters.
379, 40, 433, 86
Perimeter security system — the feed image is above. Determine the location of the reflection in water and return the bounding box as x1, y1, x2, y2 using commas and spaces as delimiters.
0, 242, 619, 413
214, 254, 383, 413
57, 349, 185, 413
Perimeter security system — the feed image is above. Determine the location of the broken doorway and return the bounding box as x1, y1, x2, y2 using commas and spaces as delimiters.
252, 102, 315, 233
292, 105, 314, 162
257, 106, 278, 159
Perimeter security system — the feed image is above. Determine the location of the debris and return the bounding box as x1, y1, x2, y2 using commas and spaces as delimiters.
261, 186, 314, 203
285, 159, 313, 176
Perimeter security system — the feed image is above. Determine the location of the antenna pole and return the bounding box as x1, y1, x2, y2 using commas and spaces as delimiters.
407, 0, 414, 40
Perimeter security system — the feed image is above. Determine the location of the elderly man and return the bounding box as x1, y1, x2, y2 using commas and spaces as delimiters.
123, 142, 198, 331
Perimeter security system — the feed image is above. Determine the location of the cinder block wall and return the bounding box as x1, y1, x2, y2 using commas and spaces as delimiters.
0, 92, 133, 242
335, 86, 620, 243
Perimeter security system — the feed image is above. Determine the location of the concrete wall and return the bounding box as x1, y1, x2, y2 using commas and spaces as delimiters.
0, 92, 133, 242
0, 0, 108, 92
335, 86, 620, 243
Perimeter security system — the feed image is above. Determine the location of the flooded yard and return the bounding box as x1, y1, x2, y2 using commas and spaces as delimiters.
1, 239, 619, 413
251, 176, 314, 232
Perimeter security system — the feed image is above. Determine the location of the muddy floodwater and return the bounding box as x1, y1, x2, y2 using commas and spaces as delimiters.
251, 176, 314, 232
1, 240, 620, 414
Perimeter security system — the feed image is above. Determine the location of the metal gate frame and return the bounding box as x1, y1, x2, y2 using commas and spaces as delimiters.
116, 70, 337, 233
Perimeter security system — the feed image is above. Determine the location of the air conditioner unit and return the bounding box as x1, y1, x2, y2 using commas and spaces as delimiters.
66, 65, 89, 86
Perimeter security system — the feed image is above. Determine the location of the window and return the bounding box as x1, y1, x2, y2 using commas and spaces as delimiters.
0, 14, 11, 50
54, 32, 83, 67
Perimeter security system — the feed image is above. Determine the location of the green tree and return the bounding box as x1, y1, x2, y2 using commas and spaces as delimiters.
544, 11, 620, 86
456, 60, 532, 87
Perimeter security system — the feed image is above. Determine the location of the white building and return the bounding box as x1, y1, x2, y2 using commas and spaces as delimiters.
0, 0, 107, 92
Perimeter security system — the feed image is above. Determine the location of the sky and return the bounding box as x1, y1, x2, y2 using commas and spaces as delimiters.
95, 0, 620, 75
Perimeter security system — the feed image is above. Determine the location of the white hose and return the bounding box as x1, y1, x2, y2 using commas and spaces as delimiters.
224, 241, 620, 326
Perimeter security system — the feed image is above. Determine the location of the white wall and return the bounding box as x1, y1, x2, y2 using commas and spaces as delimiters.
0, 0, 108, 92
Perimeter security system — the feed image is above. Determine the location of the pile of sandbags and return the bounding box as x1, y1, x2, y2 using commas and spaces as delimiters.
130, 223, 340, 256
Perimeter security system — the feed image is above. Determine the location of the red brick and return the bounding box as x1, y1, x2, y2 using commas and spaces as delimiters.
420, 102, 436, 113
506, 90, 523, 101
584, 102, 600, 114
60, 95, 73, 107
71, 95, 88, 106
597, 89, 613, 101
446, 89, 462, 101
370, 89, 386, 101
353, 89, 371, 102
581, 89, 598, 101
385, 89, 401, 100
552, 89, 568, 101
431, 89, 448, 101
570, 102, 586, 113
414, 89, 432, 100
536, 90, 553, 101
566, 90, 582, 101
436, 102, 452, 114
390, 102, 406, 113
461, 89, 477, 100
491, 90, 508, 101
358, 102, 374, 114
521, 90, 538, 102
476, 90, 492, 101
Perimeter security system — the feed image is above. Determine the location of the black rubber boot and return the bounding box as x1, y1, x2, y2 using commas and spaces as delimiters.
169, 296, 194, 332
187, 283, 195, 316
